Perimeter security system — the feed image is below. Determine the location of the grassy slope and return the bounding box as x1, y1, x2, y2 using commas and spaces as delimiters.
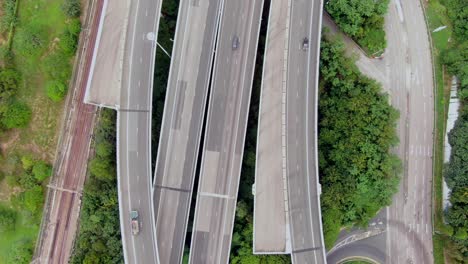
423, 1, 453, 263
4, 0, 68, 161
0, 0, 72, 262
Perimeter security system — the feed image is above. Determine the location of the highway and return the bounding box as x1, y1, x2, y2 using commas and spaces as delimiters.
116, 0, 162, 263
188, 0, 264, 263
152, 0, 222, 263
323, 0, 435, 262
285, 0, 326, 263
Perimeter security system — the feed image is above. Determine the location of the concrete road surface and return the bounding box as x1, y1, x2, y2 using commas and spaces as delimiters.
85, 0, 128, 106
285, 0, 326, 263
152, 0, 221, 263
253, 0, 290, 254
116, 0, 162, 263
189, 0, 264, 263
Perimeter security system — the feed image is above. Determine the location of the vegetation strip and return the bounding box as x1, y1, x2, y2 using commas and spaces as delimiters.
325, 0, 389, 56
70, 109, 122, 263
318, 36, 401, 249
422, 0, 467, 262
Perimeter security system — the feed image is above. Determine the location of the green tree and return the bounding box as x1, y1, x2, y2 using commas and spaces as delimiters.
318, 37, 400, 247
32, 161, 52, 182
1, 101, 32, 129
326, 0, 389, 54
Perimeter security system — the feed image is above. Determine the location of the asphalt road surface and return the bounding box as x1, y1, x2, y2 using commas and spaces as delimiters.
285, 0, 326, 263
385, 0, 434, 263
189, 0, 264, 263
152, 0, 221, 263
117, 0, 162, 263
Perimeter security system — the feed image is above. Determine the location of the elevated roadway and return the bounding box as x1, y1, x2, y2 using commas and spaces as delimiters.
189, 0, 264, 262
253, 0, 290, 254
152, 0, 222, 263
285, 0, 326, 263
85, 0, 163, 262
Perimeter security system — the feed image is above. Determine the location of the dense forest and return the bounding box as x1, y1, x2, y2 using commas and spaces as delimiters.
440, 0, 468, 262
318, 37, 401, 248
70, 109, 123, 263
325, 0, 389, 56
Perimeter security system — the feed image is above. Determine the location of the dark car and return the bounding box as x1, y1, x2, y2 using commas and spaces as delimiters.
302, 37, 309, 51
232, 36, 240, 50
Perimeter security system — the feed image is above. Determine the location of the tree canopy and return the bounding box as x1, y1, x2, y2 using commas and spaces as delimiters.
318, 37, 400, 247
1, 101, 32, 129
326, 0, 389, 55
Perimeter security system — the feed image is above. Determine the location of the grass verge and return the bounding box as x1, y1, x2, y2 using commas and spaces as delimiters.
421, 0, 454, 263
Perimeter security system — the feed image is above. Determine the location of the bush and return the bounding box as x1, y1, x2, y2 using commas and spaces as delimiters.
0, 68, 21, 101
32, 161, 52, 182
0, 0, 17, 33
7, 239, 33, 264
23, 185, 43, 213
46, 80, 67, 102
1, 101, 31, 129
21, 155, 35, 171
62, 0, 81, 18
0, 205, 17, 232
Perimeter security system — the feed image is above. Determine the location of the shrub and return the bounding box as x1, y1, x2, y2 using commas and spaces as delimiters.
46, 80, 67, 102
0, 205, 17, 232
32, 161, 52, 182
21, 155, 35, 171
7, 239, 33, 264
23, 185, 43, 213
1, 101, 31, 129
0, 68, 21, 101
62, 0, 81, 18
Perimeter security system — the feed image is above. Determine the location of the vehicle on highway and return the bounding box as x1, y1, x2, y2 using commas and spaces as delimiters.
302, 37, 309, 50
130, 210, 140, 235
232, 35, 240, 50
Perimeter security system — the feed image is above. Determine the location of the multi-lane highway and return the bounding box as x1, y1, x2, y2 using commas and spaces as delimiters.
116, 0, 162, 263
152, 0, 221, 263
189, 0, 264, 263
285, 0, 326, 263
